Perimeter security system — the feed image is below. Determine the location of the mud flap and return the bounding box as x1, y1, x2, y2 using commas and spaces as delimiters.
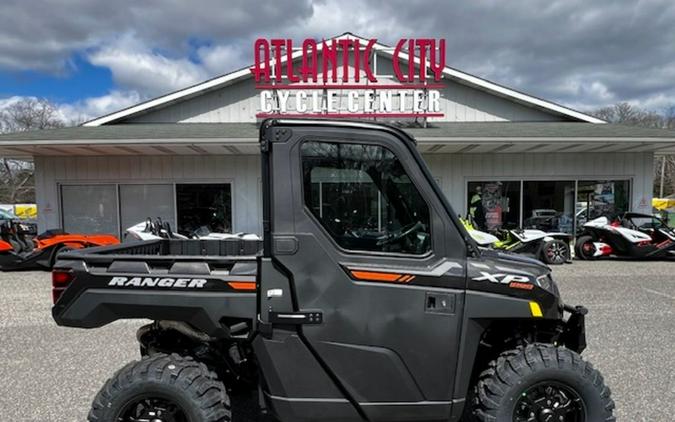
561, 304, 587, 353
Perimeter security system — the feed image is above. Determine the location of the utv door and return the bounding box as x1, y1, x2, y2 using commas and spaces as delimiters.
256, 121, 468, 422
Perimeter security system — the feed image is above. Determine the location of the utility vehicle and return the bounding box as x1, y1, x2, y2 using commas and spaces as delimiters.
52, 119, 614, 422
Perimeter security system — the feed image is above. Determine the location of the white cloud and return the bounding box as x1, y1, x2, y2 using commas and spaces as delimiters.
631, 94, 675, 113
57, 90, 141, 124
0, 96, 25, 109
0, 91, 143, 127
197, 44, 248, 76
88, 34, 209, 97
3, 0, 675, 113
0, 0, 313, 74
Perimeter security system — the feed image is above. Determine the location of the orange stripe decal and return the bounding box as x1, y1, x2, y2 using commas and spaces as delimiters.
350, 271, 414, 283
228, 281, 257, 291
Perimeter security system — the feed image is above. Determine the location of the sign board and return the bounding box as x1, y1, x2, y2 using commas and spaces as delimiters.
251, 38, 446, 119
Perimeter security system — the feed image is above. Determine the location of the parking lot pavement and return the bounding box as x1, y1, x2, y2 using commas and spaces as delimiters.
0, 261, 672, 421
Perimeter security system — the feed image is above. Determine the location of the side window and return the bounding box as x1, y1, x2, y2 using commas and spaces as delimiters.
301, 141, 431, 255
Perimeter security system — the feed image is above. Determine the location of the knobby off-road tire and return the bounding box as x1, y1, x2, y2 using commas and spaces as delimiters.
472, 344, 615, 422
89, 353, 231, 422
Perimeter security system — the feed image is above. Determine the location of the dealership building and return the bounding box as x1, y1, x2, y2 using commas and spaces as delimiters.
1, 33, 675, 237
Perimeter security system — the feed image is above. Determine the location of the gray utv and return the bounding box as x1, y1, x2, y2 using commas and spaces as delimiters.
52, 119, 614, 422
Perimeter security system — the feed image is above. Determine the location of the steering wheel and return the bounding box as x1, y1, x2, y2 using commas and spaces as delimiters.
377, 221, 423, 246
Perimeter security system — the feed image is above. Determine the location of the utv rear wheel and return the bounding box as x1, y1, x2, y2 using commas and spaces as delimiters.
88, 353, 231, 422
472, 344, 615, 422
541, 239, 569, 265
574, 235, 596, 260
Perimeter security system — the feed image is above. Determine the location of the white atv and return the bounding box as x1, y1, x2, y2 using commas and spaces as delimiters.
125, 218, 260, 242
575, 213, 675, 260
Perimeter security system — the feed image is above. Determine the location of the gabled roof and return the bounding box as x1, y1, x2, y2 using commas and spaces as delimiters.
83, 33, 604, 127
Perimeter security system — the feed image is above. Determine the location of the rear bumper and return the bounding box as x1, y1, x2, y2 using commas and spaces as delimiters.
560, 304, 588, 353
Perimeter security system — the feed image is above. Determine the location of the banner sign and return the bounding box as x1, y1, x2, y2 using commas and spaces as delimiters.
251, 38, 446, 119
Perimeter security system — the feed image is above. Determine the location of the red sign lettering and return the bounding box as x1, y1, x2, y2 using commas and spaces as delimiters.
251, 37, 445, 84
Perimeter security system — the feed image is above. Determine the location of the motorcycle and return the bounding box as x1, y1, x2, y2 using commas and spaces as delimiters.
0, 219, 119, 271
575, 213, 675, 260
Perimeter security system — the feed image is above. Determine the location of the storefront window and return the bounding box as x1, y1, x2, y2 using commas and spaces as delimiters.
119, 184, 175, 232
467, 181, 520, 231
61, 184, 118, 235
467, 179, 631, 235
522, 181, 575, 233
576, 180, 630, 230
176, 184, 232, 235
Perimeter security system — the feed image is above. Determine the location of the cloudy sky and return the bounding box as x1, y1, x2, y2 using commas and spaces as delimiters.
1, 0, 674, 122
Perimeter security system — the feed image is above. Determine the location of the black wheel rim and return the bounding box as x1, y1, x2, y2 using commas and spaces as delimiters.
117, 396, 189, 422
546, 242, 568, 264
514, 381, 586, 422
581, 241, 595, 258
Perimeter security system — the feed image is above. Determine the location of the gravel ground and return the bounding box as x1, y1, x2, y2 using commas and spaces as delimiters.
0, 260, 673, 421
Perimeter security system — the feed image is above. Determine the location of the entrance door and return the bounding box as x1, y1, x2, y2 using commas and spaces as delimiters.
265, 124, 467, 421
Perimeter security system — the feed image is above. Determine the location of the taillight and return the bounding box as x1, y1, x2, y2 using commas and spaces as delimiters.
52, 269, 74, 304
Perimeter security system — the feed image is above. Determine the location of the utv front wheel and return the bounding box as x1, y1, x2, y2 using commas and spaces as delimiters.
473, 344, 614, 422
89, 353, 231, 422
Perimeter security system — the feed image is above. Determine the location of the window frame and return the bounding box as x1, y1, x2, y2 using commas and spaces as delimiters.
299, 137, 435, 259
57, 180, 234, 238
59, 183, 120, 236
464, 177, 633, 235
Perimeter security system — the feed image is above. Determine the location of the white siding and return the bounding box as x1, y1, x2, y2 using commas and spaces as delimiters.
34, 155, 262, 235
35, 152, 654, 234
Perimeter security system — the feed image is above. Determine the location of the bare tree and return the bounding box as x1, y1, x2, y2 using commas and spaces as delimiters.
0, 98, 64, 132
0, 98, 65, 203
592, 102, 664, 128
593, 102, 675, 198
665, 106, 675, 130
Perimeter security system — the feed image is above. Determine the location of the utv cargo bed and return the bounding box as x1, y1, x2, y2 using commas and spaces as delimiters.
73, 237, 263, 258
51, 238, 262, 336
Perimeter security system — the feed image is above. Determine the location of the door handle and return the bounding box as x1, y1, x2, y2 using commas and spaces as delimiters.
269, 311, 323, 325
425, 292, 455, 315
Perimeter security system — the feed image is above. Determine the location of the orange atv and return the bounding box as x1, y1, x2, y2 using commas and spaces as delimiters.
0, 220, 119, 271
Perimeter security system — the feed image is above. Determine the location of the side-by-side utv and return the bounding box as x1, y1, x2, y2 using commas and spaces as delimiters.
51, 120, 614, 422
